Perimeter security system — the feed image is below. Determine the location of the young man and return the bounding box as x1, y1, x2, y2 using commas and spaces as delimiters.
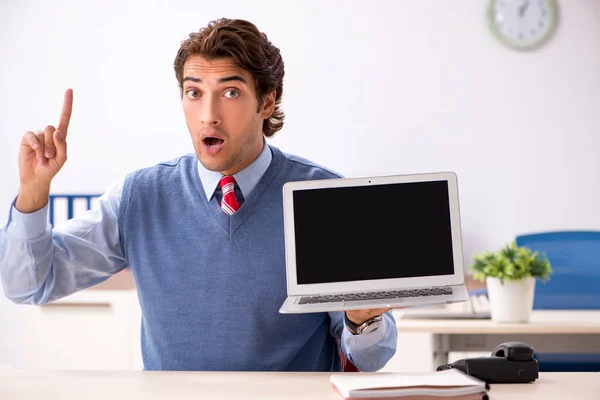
0, 18, 397, 372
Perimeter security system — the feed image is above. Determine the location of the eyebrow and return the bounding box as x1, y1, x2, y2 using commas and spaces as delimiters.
183, 75, 247, 84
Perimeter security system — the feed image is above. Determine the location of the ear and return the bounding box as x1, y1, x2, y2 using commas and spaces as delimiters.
260, 90, 276, 119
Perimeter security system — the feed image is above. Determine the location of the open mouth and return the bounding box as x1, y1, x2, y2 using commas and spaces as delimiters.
203, 137, 224, 147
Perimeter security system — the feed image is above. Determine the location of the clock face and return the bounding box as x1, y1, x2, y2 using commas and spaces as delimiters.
488, 0, 558, 50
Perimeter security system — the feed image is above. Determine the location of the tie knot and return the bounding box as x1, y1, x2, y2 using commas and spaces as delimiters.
218, 175, 241, 215
219, 175, 237, 190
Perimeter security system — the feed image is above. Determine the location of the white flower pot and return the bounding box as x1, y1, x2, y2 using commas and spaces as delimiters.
486, 277, 536, 323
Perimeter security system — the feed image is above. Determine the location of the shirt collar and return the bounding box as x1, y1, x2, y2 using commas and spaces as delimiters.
197, 141, 272, 201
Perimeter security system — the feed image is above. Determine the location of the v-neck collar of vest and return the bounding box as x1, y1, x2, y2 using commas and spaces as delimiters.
192, 145, 286, 236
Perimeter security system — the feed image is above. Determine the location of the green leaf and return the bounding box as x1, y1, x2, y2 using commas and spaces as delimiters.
468, 241, 552, 282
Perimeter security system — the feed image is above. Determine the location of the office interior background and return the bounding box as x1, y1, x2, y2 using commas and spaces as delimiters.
0, 0, 598, 371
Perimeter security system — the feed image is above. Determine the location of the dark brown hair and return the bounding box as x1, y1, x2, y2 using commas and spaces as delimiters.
174, 18, 285, 137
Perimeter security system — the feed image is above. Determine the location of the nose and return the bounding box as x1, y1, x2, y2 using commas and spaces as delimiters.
200, 95, 222, 127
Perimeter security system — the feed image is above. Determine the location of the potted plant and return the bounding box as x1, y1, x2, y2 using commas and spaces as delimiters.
469, 241, 552, 323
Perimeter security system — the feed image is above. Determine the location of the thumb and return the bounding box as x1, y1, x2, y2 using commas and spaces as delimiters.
53, 129, 68, 166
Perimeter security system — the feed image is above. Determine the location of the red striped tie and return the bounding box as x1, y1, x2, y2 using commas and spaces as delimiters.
219, 176, 241, 215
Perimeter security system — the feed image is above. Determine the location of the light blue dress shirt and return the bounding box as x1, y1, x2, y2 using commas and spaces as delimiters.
0, 142, 397, 371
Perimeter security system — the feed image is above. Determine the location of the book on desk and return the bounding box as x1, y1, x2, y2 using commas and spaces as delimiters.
330, 369, 489, 399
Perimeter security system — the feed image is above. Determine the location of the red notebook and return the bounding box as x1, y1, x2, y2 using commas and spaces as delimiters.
330, 369, 488, 400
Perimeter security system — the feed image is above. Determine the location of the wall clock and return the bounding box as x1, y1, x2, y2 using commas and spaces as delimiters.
488, 0, 558, 50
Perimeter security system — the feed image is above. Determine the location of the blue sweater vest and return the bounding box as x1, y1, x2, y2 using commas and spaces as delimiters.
118, 145, 343, 371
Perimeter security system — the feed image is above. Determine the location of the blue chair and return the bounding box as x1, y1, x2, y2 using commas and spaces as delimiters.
515, 231, 600, 372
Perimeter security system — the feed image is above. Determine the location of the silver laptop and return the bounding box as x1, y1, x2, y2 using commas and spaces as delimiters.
279, 171, 469, 314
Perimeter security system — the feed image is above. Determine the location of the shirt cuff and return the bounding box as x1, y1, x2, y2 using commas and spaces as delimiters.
8, 202, 50, 240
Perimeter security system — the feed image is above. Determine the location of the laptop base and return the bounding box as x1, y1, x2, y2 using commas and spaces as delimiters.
279, 285, 469, 314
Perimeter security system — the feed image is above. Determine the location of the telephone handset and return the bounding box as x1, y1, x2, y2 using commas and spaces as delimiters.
436, 341, 539, 383
491, 341, 535, 361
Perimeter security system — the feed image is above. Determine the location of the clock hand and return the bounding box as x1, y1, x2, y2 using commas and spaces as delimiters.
519, 0, 531, 17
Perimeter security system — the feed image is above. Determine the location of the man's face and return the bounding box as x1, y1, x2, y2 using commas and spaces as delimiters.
182, 54, 275, 176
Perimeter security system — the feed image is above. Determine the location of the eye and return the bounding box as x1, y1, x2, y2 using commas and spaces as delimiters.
224, 89, 240, 99
185, 89, 200, 99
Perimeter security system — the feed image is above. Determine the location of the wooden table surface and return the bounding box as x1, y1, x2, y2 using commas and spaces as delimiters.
1, 369, 598, 400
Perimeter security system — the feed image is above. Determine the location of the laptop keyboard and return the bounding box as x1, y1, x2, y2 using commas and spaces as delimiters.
298, 287, 453, 305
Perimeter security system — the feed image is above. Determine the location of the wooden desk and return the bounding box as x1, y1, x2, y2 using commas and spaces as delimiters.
394, 310, 600, 366
0, 369, 598, 399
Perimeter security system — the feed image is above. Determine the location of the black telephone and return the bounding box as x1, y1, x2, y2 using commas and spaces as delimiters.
436, 341, 539, 383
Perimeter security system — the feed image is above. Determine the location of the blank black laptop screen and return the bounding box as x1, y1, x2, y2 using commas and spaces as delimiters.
292, 180, 455, 285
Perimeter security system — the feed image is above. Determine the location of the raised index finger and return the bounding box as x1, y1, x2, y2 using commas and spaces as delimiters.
57, 88, 73, 137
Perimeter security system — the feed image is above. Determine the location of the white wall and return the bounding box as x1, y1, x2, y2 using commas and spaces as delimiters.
1, 0, 598, 368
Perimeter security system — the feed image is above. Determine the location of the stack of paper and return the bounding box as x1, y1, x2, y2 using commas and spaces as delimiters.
330, 369, 488, 400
